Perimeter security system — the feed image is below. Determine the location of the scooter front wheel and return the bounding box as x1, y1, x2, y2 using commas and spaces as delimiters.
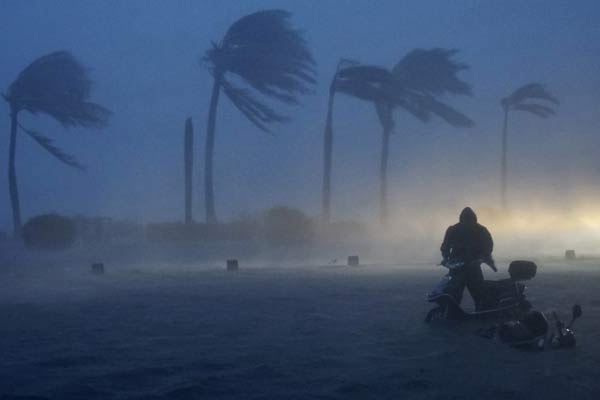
425, 306, 444, 323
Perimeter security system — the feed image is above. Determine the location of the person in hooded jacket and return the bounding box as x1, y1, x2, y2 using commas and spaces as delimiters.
440, 207, 496, 310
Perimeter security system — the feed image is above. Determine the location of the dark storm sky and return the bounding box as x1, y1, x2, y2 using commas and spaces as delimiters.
0, 0, 599, 229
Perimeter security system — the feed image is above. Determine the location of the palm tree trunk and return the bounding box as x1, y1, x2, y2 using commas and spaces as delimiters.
205, 76, 221, 225
321, 87, 335, 223
184, 117, 193, 225
8, 111, 22, 238
379, 125, 392, 225
501, 108, 509, 210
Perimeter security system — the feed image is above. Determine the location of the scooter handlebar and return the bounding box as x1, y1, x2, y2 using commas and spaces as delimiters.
439, 258, 497, 272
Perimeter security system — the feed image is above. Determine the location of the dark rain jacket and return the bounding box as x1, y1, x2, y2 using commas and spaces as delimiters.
441, 207, 494, 264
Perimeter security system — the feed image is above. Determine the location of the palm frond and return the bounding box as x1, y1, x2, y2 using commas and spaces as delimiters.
221, 79, 288, 133
504, 83, 559, 107
6, 51, 110, 127
329, 54, 473, 128
393, 92, 432, 123
511, 103, 556, 118
335, 64, 401, 105
19, 124, 84, 169
337, 65, 391, 84
205, 9, 316, 108
335, 77, 387, 103
336, 58, 360, 72
392, 48, 472, 96
330, 58, 360, 93
420, 96, 475, 127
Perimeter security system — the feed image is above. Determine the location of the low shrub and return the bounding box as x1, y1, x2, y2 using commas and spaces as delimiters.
145, 222, 211, 242
145, 219, 261, 242
145, 208, 314, 244
265, 206, 314, 244
74, 216, 143, 244
23, 214, 77, 250
316, 220, 368, 241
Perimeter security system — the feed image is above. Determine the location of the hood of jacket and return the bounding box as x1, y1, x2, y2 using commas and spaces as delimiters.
459, 207, 477, 225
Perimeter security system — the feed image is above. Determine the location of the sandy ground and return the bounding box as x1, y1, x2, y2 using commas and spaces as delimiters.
1, 242, 600, 399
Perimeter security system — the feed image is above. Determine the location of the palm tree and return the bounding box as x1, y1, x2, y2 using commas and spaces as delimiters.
383, 48, 474, 222
3, 51, 110, 237
184, 117, 194, 224
500, 83, 558, 208
321, 63, 411, 223
321, 58, 359, 223
332, 64, 407, 224
322, 49, 473, 223
202, 9, 316, 224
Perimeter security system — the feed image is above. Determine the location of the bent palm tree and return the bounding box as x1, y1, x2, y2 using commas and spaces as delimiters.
332, 64, 408, 223
203, 9, 316, 224
323, 49, 473, 223
382, 48, 473, 222
3, 51, 110, 237
184, 117, 194, 224
321, 62, 394, 222
500, 83, 558, 208
321, 58, 359, 223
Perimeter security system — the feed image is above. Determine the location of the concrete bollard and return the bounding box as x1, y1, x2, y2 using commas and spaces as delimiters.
565, 250, 576, 261
347, 255, 360, 267
92, 262, 105, 275
227, 259, 239, 271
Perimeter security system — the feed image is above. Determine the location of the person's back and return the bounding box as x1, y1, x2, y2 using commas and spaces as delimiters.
440, 207, 495, 309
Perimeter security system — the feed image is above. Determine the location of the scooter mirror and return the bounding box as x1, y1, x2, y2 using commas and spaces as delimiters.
568, 304, 582, 329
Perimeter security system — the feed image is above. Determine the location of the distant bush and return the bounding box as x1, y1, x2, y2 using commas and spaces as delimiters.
23, 214, 77, 250
265, 206, 314, 244
145, 208, 314, 244
74, 216, 142, 244
316, 220, 368, 241
219, 219, 261, 241
145, 222, 210, 242
145, 219, 261, 243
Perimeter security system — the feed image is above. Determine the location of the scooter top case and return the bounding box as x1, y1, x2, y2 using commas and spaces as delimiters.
508, 260, 537, 280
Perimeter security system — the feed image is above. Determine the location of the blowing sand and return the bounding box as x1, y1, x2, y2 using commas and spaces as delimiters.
1, 242, 599, 399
